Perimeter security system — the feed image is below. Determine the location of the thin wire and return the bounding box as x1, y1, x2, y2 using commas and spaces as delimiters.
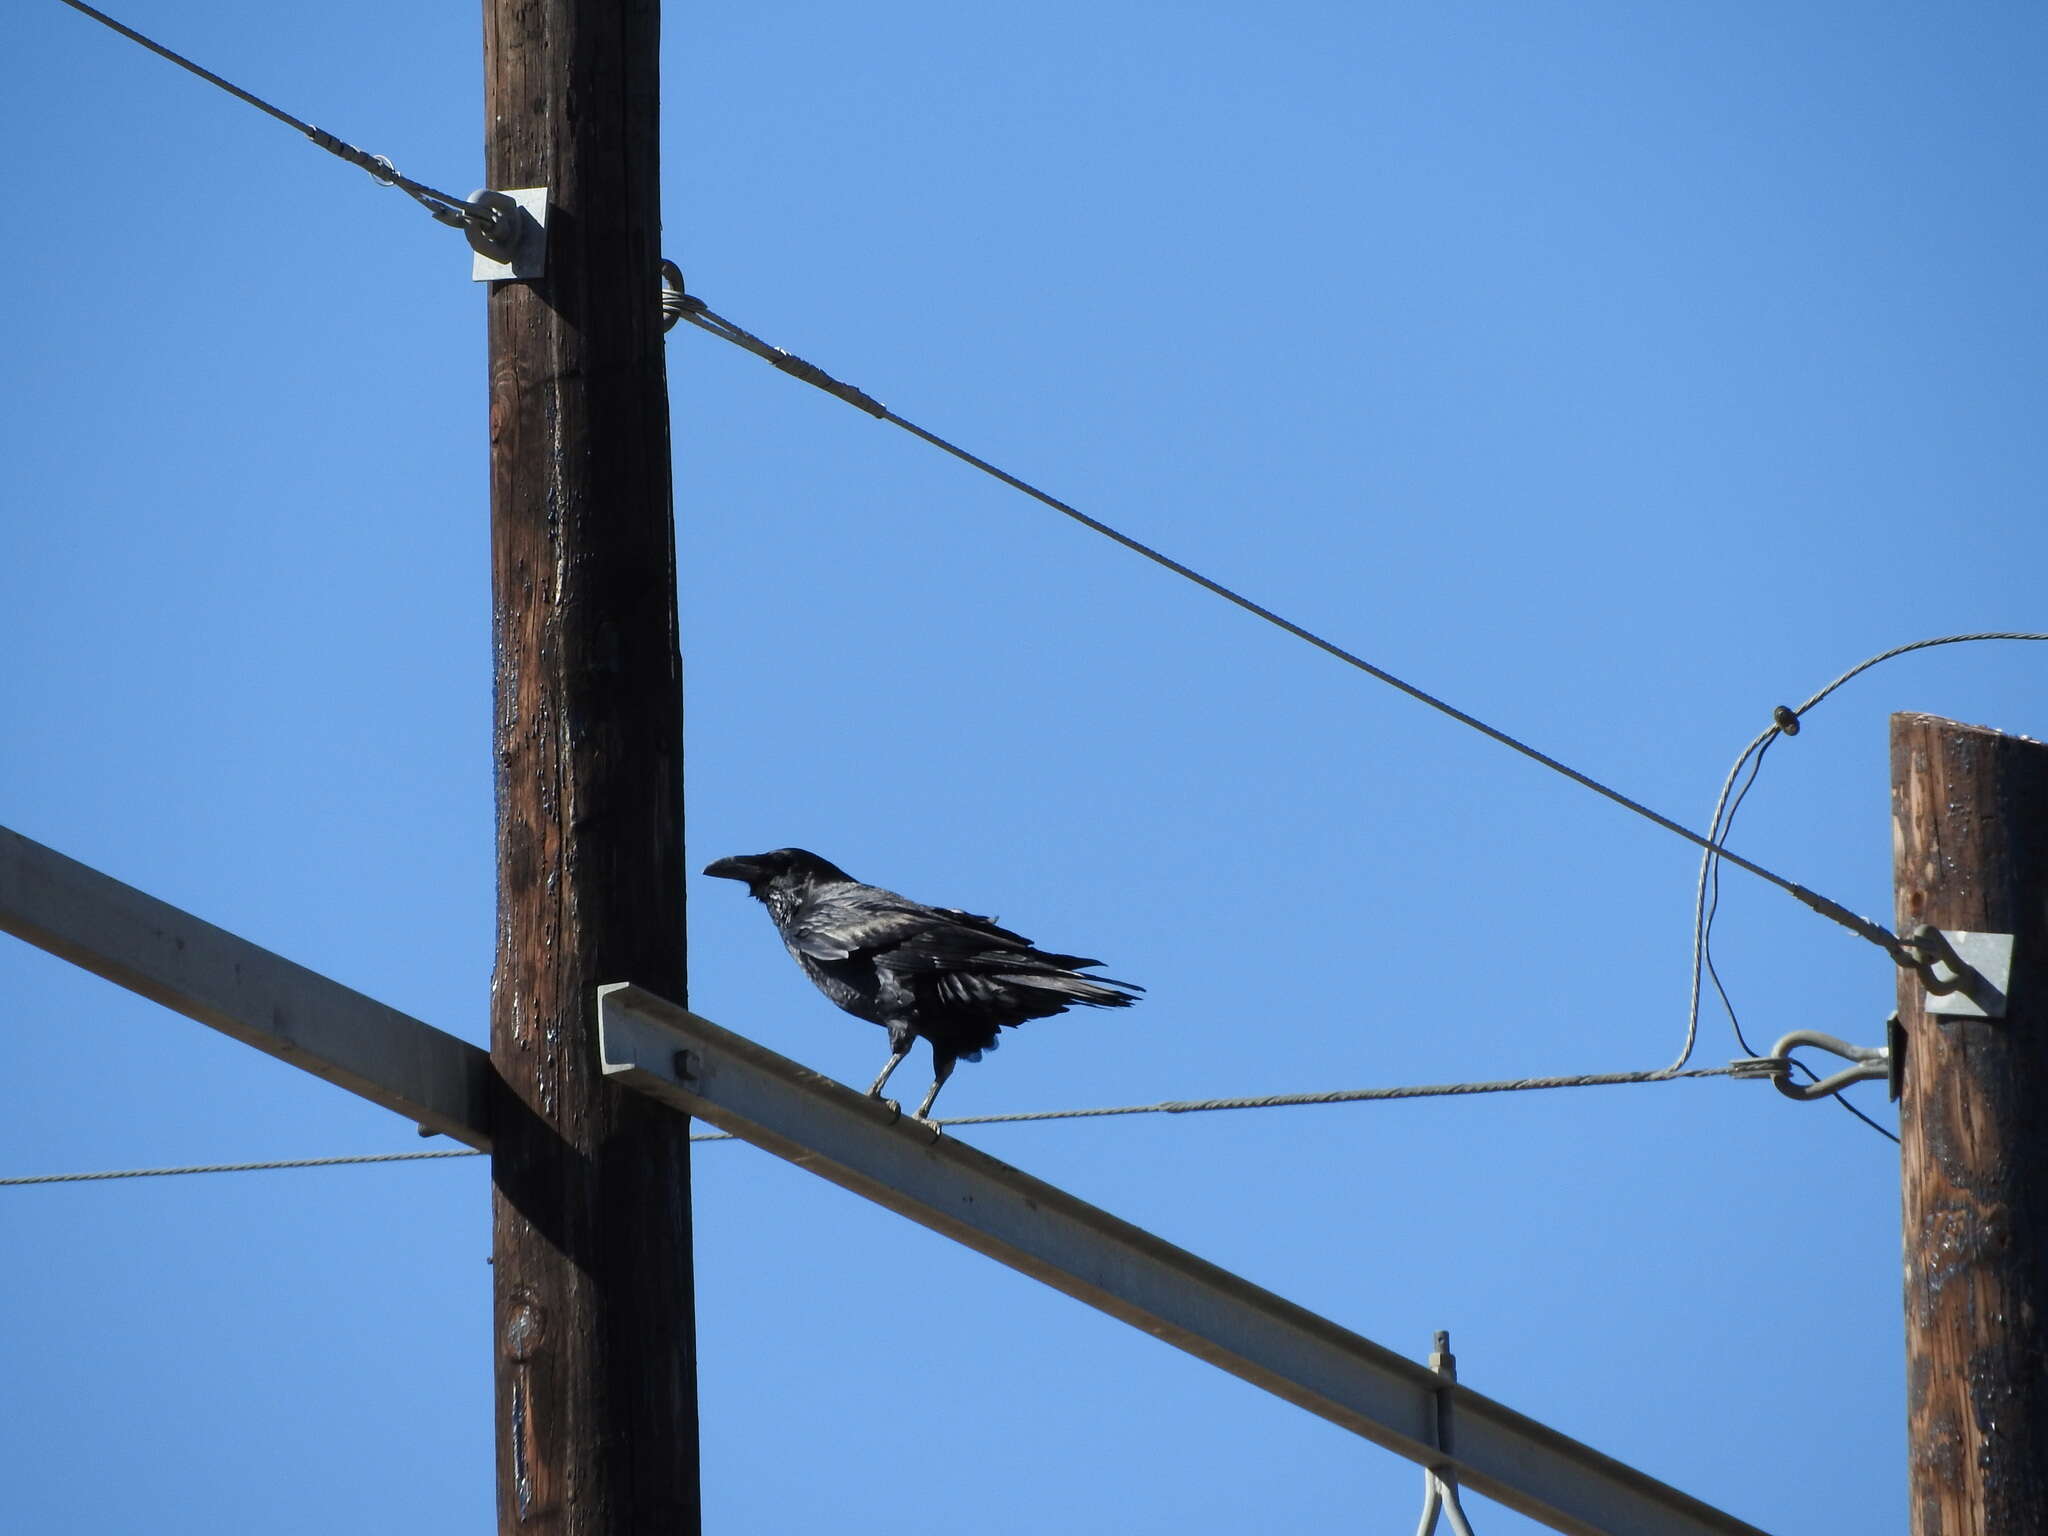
926, 1066, 1735, 1124
1820, 1081, 1900, 1144
674, 300, 1904, 963
1704, 738, 1775, 1061
52, 0, 484, 224
1, 1065, 1737, 1185
1788, 632, 2048, 720
0, 1148, 484, 1186
1676, 729, 1777, 1069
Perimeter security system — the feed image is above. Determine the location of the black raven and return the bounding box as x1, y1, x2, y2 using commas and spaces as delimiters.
703, 848, 1142, 1120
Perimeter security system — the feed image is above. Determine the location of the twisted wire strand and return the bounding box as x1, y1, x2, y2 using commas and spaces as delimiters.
925, 1066, 1736, 1125
1674, 725, 1778, 1072
53, 0, 482, 223
1787, 632, 2048, 720
2, 1066, 1737, 1185
674, 302, 1900, 962
0, 1148, 482, 1186
1698, 734, 1779, 1065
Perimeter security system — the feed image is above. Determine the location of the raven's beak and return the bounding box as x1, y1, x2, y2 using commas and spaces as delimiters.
703, 855, 758, 882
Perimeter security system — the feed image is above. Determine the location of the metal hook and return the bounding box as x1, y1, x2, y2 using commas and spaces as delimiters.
1898, 926, 2013, 1017
1900, 926, 1968, 994
1733, 1026, 1897, 1103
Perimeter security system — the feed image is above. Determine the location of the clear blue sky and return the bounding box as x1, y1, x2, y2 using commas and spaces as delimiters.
5, 3, 2044, 1531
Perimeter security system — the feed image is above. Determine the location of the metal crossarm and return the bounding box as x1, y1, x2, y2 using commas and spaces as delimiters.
0, 825, 492, 1148
597, 983, 1769, 1536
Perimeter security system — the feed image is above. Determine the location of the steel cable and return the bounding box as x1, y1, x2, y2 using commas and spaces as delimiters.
2, 1065, 1735, 1186
673, 298, 1906, 966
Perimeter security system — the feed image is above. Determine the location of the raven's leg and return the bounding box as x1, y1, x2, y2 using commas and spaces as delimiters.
866, 1045, 911, 1098
867, 1022, 917, 1099
913, 1053, 957, 1121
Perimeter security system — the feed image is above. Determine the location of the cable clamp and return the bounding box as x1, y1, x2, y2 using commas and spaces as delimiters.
1726, 1056, 1784, 1080
767, 349, 887, 415
1734, 1021, 1902, 1104
305, 125, 384, 178
1897, 926, 2013, 1017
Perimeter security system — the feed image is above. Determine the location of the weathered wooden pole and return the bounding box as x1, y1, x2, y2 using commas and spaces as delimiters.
484, 0, 697, 1529
1894, 713, 2048, 1536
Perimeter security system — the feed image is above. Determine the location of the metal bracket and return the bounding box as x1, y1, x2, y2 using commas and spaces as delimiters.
1901, 926, 2013, 1018
468, 187, 548, 281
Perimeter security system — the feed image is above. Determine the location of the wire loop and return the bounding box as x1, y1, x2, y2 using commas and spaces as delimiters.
1741, 1028, 1893, 1103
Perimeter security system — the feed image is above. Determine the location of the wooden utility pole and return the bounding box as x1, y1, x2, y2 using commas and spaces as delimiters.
1895, 713, 2048, 1536
484, 0, 697, 1530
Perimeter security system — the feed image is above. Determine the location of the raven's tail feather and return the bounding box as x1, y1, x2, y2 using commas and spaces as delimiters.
1006, 970, 1144, 1008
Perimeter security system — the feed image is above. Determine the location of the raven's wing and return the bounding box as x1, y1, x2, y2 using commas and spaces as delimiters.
778, 885, 990, 961
929, 906, 1036, 947
873, 930, 1106, 975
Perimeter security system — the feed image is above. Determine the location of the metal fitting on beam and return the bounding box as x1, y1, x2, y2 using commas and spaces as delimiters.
1414, 1331, 1479, 1536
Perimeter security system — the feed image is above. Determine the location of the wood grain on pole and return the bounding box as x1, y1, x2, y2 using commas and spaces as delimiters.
485, 0, 697, 1530
1895, 713, 2048, 1536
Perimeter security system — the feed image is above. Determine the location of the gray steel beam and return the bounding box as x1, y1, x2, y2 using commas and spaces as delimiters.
0, 825, 492, 1147
599, 983, 1769, 1536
